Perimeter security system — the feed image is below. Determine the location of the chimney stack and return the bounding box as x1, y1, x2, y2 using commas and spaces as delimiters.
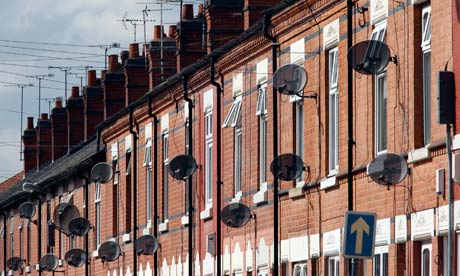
23, 117, 37, 173
67, 86, 84, 152
102, 56, 125, 118
124, 43, 150, 105
243, 0, 279, 30
108, 55, 121, 72
84, 70, 104, 140
176, 4, 206, 72
204, 0, 244, 53
148, 25, 177, 89
37, 113, 52, 168
51, 98, 68, 161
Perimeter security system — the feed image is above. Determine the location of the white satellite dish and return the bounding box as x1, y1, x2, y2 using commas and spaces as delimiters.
273, 64, 308, 96
91, 162, 113, 183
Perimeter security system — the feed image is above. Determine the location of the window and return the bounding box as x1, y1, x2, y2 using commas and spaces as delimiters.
422, 5, 431, 146
125, 152, 132, 232
328, 47, 339, 173
113, 160, 119, 185
145, 140, 152, 223
144, 140, 152, 166
95, 182, 101, 246
205, 110, 213, 209
222, 96, 242, 128
371, 21, 387, 42
328, 256, 339, 276
26, 220, 31, 265
293, 263, 307, 276
421, 243, 431, 276
374, 246, 388, 276
19, 219, 23, 261
295, 100, 304, 184
234, 125, 242, 196
375, 73, 387, 154
162, 133, 169, 220
257, 84, 268, 185
10, 215, 14, 257
112, 160, 118, 236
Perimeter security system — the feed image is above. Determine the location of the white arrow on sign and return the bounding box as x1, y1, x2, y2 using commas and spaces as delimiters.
350, 217, 370, 254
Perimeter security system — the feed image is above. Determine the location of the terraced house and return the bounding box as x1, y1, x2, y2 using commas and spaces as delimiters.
0, 0, 459, 275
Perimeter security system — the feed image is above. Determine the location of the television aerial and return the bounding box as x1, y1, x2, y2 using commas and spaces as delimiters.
367, 153, 408, 187
98, 240, 122, 262
135, 235, 159, 255
347, 40, 396, 75
68, 217, 91, 236
65, 248, 87, 267
220, 203, 252, 228
270, 153, 305, 181
6, 257, 24, 271
39, 254, 59, 271
273, 64, 308, 96
19, 202, 36, 219
169, 154, 198, 180
91, 162, 114, 184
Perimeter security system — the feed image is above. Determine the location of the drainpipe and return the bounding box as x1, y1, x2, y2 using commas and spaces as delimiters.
210, 57, 222, 276
182, 76, 194, 276
2, 211, 6, 276
37, 197, 42, 276
263, 12, 279, 276
77, 174, 90, 276
96, 129, 101, 152
147, 96, 159, 276
129, 108, 138, 276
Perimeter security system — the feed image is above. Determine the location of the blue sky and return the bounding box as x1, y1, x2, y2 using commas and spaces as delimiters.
0, 0, 199, 180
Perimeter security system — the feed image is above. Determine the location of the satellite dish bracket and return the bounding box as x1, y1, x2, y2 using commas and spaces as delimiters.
389, 55, 398, 65
295, 91, 317, 99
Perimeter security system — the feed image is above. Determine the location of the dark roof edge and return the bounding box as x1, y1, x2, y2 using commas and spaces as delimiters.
96, 0, 298, 132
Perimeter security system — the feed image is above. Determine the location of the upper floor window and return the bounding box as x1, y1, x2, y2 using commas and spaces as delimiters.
293, 263, 307, 276
422, 5, 431, 146
375, 73, 387, 154
162, 133, 169, 220
257, 83, 268, 185
328, 47, 339, 173
205, 110, 213, 209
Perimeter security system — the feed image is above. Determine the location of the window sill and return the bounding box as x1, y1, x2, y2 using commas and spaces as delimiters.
159, 220, 169, 233
142, 225, 151, 236
181, 215, 189, 226
253, 182, 268, 205
288, 186, 303, 199
320, 175, 337, 190
231, 192, 242, 203
453, 134, 460, 150
122, 233, 131, 243
92, 250, 99, 258
24, 266, 31, 273
408, 146, 430, 164
200, 207, 213, 220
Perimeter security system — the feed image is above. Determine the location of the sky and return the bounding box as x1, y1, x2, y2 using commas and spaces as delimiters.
0, 0, 201, 180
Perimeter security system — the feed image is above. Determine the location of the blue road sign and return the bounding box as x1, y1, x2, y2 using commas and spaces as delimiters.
343, 211, 377, 259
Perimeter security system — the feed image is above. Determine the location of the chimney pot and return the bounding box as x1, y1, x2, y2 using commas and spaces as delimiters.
154, 25, 162, 40
142, 44, 148, 56
129, 44, 139, 58
87, 70, 97, 86
198, 4, 203, 17
120, 50, 129, 65
40, 113, 48, 120
108, 55, 119, 71
27, 117, 34, 129
168, 25, 177, 38
55, 99, 62, 108
182, 4, 194, 20
71, 86, 79, 98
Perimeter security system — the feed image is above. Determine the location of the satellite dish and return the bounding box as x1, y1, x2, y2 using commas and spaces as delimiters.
348, 40, 390, 75
169, 154, 198, 180
270, 153, 305, 181
53, 203, 80, 234
98, 241, 121, 262
53, 203, 69, 229
135, 235, 159, 255
367, 153, 408, 186
19, 202, 36, 219
39, 254, 59, 271
220, 203, 251, 228
91, 162, 113, 183
273, 64, 307, 95
64, 248, 87, 267
68, 217, 91, 236
6, 257, 23, 271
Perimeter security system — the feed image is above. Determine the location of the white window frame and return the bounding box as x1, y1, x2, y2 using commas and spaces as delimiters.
10, 216, 14, 257
328, 47, 339, 174
295, 100, 305, 185
375, 72, 387, 155
257, 83, 268, 186
222, 95, 242, 128
421, 242, 432, 276
95, 182, 101, 246
162, 132, 169, 220
233, 73, 243, 97
143, 139, 152, 166
421, 6, 431, 52
373, 245, 388, 276
146, 144, 152, 223
113, 160, 119, 185
234, 125, 242, 197
293, 262, 307, 276
422, 5, 431, 146
371, 21, 387, 42
205, 110, 213, 209
328, 256, 340, 276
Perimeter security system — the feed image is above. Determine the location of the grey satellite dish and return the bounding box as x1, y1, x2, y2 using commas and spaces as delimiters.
367, 153, 408, 186
68, 217, 91, 236
53, 203, 80, 234
65, 248, 87, 267
19, 202, 36, 219
98, 240, 121, 262
91, 162, 113, 183
39, 254, 59, 271
273, 64, 307, 95
270, 153, 305, 181
6, 257, 23, 271
53, 203, 69, 229
135, 235, 159, 255
348, 40, 390, 75
169, 154, 198, 180
221, 203, 251, 228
